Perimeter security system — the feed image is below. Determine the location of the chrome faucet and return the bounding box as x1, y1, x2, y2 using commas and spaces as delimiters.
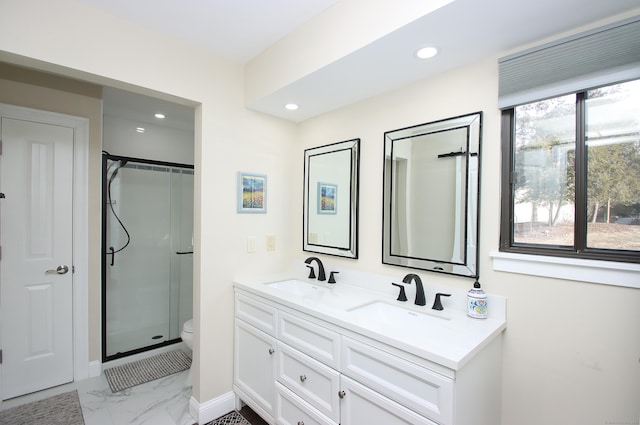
402, 273, 426, 306
304, 257, 326, 281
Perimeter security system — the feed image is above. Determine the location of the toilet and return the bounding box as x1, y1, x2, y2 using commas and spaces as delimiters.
181, 319, 194, 385
181, 319, 193, 351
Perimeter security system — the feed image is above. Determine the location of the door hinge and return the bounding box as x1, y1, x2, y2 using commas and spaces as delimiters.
0, 350, 3, 364
0, 139, 3, 155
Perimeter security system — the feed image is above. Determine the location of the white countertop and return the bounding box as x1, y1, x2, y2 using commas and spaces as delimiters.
233, 272, 506, 371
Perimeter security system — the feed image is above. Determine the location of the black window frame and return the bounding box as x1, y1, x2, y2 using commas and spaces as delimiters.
500, 83, 640, 264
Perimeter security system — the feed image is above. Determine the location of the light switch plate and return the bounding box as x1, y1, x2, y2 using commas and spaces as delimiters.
247, 236, 257, 253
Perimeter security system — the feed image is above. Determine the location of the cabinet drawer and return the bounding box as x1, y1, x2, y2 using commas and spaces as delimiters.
277, 342, 340, 422
275, 382, 336, 425
235, 292, 278, 336
340, 375, 437, 425
342, 337, 453, 425
278, 311, 340, 369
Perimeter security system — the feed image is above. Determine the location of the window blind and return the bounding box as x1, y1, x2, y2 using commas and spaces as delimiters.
498, 16, 640, 109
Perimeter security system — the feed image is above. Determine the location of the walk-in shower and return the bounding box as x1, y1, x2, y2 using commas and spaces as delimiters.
102, 153, 194, 361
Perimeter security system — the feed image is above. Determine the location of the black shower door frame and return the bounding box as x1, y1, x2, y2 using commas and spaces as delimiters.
101, 153, 194, 362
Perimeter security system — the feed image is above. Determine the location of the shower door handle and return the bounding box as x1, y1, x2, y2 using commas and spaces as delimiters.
46, 265, 69, 275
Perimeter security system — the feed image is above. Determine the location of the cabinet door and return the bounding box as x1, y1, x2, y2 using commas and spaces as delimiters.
340, 376, 438, 425
234, 319, 277, 420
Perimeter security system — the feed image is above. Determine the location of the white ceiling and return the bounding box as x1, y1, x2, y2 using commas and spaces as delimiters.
82, 0, 338, 63
89, 0, 639, 124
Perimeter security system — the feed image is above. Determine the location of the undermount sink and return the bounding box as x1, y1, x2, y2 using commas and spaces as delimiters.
347, 300, 450, 326
264, 279, 364, 310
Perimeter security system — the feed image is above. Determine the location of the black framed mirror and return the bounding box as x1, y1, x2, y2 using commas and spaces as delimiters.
383, 112, 482, 278
304, 139, 360, 258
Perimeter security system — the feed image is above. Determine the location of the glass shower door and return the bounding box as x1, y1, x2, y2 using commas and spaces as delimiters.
103, 155, 193, 360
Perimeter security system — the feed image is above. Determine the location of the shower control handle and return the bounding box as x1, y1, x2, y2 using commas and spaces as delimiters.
46, 265, 69, 275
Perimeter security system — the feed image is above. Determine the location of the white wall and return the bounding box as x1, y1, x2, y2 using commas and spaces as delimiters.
296, 56, 640, 425
0, 0, 298, 406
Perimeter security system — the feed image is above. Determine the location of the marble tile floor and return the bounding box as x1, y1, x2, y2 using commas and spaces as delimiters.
0, 344, 200, 424
80, 368, 195, 425
1, 368, 195, 425
0, 342, 270, 425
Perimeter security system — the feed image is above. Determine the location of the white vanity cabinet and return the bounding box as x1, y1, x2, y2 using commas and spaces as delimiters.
233, 288, 503, 425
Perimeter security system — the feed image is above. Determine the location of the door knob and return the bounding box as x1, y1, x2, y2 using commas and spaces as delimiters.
46, 265, 69, 275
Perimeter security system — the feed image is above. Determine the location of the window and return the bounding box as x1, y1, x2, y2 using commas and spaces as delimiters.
500, 79, 640, 263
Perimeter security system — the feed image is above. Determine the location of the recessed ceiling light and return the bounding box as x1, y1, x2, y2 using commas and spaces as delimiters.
416, 46, 438, 59
285, 103, 299, 111
154, 113, 165, 119
136, 127, 145, 133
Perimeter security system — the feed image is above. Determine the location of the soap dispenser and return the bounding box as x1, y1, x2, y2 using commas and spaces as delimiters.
467, 281, 488, 319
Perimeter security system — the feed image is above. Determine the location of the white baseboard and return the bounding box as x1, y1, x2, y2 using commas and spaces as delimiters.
189, 391, 235, 424
88, 360, 102, 378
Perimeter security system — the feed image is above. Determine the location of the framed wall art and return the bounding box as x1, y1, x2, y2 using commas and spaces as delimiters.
237, 172, 267, 213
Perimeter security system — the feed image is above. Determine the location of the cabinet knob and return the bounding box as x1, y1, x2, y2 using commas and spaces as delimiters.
299, 374, 307, 382
338, 390, 346, 399
268, 348, 275, 355
297, 422, 305, 425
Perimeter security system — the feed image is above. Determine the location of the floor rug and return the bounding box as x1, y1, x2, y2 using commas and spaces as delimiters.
0, 390, 84, 425
104, 349, 191, 393
204, 411, 251, 425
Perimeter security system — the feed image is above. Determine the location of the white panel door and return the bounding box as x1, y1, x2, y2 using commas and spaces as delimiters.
0, 117, 74, 400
